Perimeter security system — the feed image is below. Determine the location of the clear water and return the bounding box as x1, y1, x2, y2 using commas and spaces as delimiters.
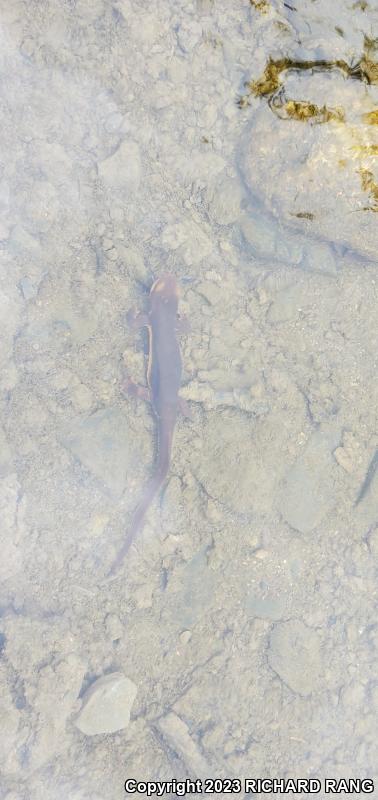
0, 0, 377, 798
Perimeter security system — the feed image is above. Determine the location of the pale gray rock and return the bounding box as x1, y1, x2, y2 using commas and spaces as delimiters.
161, 219, 212, 265
190, 411, 260, 514
74, 672, 137, 736
24, 180, 59, 233
104, 613, 124, 642
303, 241, 337, 275
197, 280, 223, 305
191, 403, 307, 515
98, 140, 141, 194
270, 0, 371, 54
0, 674, 21, 774
240, 212, 304, 264
0, 427, 13, 476
27, 655, 86, 770
61, 408, 136, 498
277, 426, 340, 533
206, 176, 244, 226
268, 619, 323, 696
245, 593, 286, 621
267, 284, 303, 324
176, 20, 203, 53
0, 287, 22, 372
19, 276, 38, 301
117, 245, 148, 282
158, 711, 215, 779
0, 474, 22, 581
240, 212, 277, 260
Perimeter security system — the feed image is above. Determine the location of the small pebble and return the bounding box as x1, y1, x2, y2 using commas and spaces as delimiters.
333, 446, 354, 474
180, 630, 192, 645
105, 613, 124, 641
19, 277, 38, 300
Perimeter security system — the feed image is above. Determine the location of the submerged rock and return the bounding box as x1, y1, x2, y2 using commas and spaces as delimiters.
277, 426, 340, 533
74, 672, 137, 736
99, 140, 141, 194
61, 407, 137, 498
268, 620, 323, 696
240, 43, 378, 261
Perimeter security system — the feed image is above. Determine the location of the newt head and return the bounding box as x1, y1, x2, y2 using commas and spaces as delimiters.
150, 274, 179, 313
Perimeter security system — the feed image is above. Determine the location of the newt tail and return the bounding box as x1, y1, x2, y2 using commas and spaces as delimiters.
108, 416, 174, 575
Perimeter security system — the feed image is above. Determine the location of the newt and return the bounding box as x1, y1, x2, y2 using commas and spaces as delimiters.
108, 274, 190, 575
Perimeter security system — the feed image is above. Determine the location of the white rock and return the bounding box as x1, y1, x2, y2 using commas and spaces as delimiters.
161, 220, 212, 265
176, 21, 202, 52
74, 672, 137, 735
277, 426, 340, 533
24, 180, 59, 233
99, 140, 141, 193
206, 177, 244, 225
268, 620, 323, 696
0, 474, 23, 580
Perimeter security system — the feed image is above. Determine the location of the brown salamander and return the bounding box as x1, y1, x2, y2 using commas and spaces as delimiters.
109, 274, 190, 575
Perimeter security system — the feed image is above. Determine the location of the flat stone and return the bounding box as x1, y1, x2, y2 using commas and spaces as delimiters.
268, 620, 323, 696
197, 281, 223, 305
180, 630, 192, 644
245, 593, 286, 621
158, 711, 214, 779
74, 672, 137, 736
24, 180, 59, 233
161, 220, 212, 265
206, 176, 244, 226
99, 140, 141, 193
19, 276, 38, 300
277, 426, 340, 533
191, 404, 306, 515
0, 475, 22, 580
0, 685, 21, 774
0, 427, 13, 476
61, 407, 137, 498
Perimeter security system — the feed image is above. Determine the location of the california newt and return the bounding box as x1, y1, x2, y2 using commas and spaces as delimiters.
108, 274, 190, 575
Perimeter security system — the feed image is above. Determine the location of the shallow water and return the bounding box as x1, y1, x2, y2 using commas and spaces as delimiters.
0, 1, 377, 798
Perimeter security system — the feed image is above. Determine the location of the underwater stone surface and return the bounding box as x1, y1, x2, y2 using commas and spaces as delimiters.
0, 0, 377, 795
74, 672, 137, 736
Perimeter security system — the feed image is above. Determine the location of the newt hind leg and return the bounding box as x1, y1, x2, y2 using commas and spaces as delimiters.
126, 308, 149, 330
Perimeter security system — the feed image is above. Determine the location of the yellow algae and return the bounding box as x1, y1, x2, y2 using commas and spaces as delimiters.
240, 45, 378, 110
354, 144, 378, 155
359, 168, 378, 210
250, 0, 270, 11
280, 99, 345, 123
363, 110, 378, 124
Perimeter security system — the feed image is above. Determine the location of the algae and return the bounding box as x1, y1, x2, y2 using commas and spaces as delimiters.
250, 0, 270, 12
239, 39, 378, 119
359, 168, 378, 210
270, 93, 345, 123
363, 110, 378, 124
292, 211, 315, 220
